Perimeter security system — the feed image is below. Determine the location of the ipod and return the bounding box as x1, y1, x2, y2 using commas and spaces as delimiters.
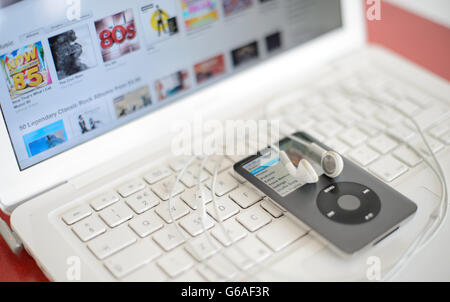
234, 131, 417, 255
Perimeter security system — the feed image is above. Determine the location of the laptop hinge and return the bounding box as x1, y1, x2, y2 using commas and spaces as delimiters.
2, 181, 68, 215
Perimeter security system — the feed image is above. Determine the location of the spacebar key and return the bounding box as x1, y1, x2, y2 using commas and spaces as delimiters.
88, 227, 137, 260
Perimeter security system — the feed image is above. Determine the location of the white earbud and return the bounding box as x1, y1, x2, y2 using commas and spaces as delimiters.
321, 150, 344, 178
280, 151, 319, 184
287, 135, 344, 179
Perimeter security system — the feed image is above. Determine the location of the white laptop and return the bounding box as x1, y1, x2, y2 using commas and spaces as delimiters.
0, 0, 449, 281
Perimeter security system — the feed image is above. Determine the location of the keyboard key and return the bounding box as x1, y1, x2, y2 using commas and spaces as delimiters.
211, 219, 247, 246
229, 186, 263, 209
305, 128, 325, 142
123, 263, 167, 282
314, 120, 343, 137
157, 248, 194, 278
180, 187, 213, 210
90, 192, 120, 211
395, 100, 420, 116
256, 217, 307, 252
225, 236, 272, 269
185, 235, 220, 261
152, 177, 185, 201
375, 91, 398, 106
440, 131, 450, 145
428, 121, 450, 139
205, 173, 238, 196
413, 105, 449, 130
88, 226, 136, 260
129, 211, 164, 238
62, 205, 92, 225
172, 269, 205, 282
125, 189, 160, 214
104, 239, 162, 279
260, 199, 284, 218
393, 145, 423, 167
404, 89, 435, 108
265, 197, 287, 212
229, 170, 247, 184
143, 166, 172, 184
99, 202, 134, 228
204, 157, 232, 175
369, 155, 408, 182
369, 134, 398, 154
240, 236, 272, 263
271, 88, 306, 109
155, 198, 190, 223
168, 156, 192, 172
153, 224, 185, 251
180, 167, 209, 188
117, 179, 146, 198
376, 110, 403, 126
325, 138, 349, 154
339, 128, 368, 147
413, 136, 444, 155
387, 124, 416, 141
236, 206, 272, 232
358, 123, 381, 137
72, 215, 106, 242
284, 115, 315, 130
197, 254, 238, 281
334, 111, 362, 127
352, 101, 379, 118
226, 153, 246, 164
348, 145, 380, 166
206, 196, 240, 221
366, 117, 389, 133
179, 212, 215, 237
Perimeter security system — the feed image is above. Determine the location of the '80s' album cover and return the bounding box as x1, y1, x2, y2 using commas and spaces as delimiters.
0, 41, 52, 99
95, 9, 141, 62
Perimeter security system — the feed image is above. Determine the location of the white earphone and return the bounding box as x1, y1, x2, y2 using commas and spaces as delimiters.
280, 151, 319, 183
277, 134, 344, 183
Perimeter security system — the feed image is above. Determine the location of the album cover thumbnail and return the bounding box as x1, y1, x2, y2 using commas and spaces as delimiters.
265, 31, 282, 53
231, 41, 259, 67
71, 106, 110, 135
113, 85, 152, 119
48, 25, 97, 80
95, 9, 140, 62
194, 54, 226, 84
0, 41, 52, 99
23, 120, 67, 158
155, 69, 190, 101
223, 0, 253, 16
140, 0, 179, 47
181, 0, 219, 31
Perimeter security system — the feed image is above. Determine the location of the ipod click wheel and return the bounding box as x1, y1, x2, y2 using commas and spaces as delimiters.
317, 182, 381, 225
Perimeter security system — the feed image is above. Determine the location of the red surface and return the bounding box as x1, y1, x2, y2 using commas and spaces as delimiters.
0, 0, 449, 282
367, 0, 450, 81
0, 211, 48, 282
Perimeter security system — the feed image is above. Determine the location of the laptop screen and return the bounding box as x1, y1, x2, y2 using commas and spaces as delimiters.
0, 0, 342, 170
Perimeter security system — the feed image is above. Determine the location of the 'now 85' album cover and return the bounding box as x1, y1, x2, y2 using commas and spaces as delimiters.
0, 41, 52, 100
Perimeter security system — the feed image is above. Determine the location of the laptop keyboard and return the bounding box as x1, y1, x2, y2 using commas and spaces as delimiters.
60, 69, 450, 281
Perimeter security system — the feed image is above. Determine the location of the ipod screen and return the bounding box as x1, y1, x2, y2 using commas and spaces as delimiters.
242, 139, 323, 197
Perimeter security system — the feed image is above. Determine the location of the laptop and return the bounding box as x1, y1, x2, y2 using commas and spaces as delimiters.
0, 0, 449, 281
